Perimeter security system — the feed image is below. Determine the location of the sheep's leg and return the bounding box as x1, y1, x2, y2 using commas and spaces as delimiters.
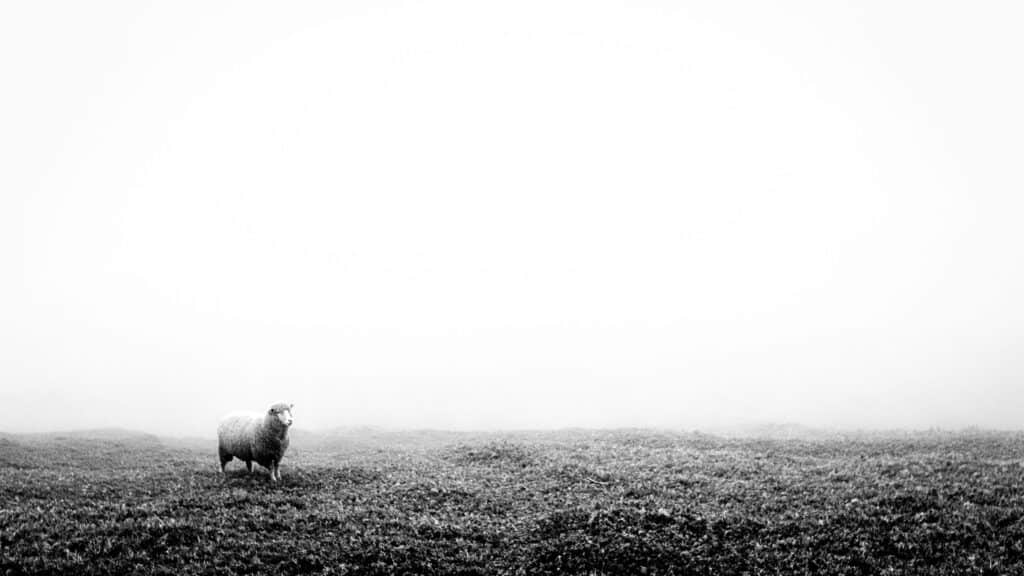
218, 448, 232, 473
270, 461, 280, 482
245, 460, 253, 474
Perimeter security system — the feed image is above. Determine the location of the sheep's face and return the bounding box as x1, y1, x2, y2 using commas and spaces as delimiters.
268, 403, 294, 427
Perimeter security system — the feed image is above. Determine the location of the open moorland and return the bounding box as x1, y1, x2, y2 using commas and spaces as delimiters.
2, 427, 1023, 575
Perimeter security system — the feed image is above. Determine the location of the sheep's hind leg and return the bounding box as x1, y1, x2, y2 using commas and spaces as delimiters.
245, 460, 253, 475
218, 448, 232, 474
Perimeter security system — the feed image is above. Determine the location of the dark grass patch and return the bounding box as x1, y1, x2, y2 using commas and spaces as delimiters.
521, 506, 742, 575
446, 440, 541, 468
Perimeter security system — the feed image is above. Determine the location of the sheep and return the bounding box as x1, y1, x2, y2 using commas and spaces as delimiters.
217, 402, 294, 482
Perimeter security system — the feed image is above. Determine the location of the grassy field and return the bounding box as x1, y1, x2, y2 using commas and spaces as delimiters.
2, 428, 1024, 575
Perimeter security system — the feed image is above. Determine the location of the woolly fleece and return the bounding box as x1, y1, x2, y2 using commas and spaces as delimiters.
217, 402, 292, 480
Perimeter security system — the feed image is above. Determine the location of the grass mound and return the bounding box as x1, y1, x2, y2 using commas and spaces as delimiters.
447, 440, 540, 467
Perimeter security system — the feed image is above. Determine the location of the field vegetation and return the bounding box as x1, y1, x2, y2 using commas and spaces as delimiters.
2, 427, 1023, 575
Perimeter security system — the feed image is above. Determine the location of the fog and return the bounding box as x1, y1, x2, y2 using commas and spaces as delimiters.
2, 1, 1022, 437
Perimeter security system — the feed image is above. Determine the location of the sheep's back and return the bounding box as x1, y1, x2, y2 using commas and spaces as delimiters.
217, 412, 261, 459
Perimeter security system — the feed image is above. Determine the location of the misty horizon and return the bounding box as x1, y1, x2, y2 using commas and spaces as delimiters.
2, 395, 1020, 439
4, 417, 1017, 442
3, 1, 1022, 438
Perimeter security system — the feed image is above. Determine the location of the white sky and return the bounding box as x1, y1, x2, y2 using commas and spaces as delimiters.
2, 1, 1022, 436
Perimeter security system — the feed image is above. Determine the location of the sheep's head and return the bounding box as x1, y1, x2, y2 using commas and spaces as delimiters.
268, 403, 294, 427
